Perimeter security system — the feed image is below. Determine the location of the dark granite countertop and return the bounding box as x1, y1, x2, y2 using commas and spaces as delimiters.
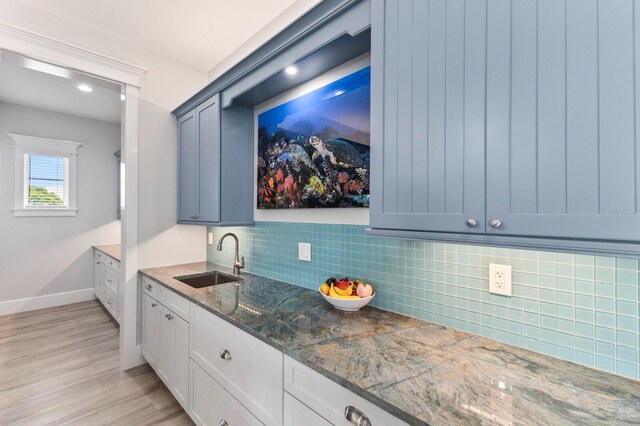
139, 261, 640, 426
93, 244, 121, 262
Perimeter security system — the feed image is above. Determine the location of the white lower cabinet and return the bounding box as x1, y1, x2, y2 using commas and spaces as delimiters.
284, 392, 331, 426
190, 303, 284, 426
190, 360, 262, 426
141, 293, 159, 369
93, 249, 120, 322
284, 357, 408, 426
157, 303, 189, 409
140, 280, 190, 412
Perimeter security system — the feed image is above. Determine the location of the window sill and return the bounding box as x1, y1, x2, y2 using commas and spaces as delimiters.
13, 208, 78, 217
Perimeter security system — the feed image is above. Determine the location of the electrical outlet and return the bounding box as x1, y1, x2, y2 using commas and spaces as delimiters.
489, 263, 512, 296
207, 232, 213, 245
298, 242, 311, 262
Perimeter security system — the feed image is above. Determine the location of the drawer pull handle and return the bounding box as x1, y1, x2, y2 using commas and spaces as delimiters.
219, 348, 232, 360
345, 406, 371, 426
146, 284, 152, 290
151, 303, 157, 308
219, 420, 228, 426
166, 314, 173, 321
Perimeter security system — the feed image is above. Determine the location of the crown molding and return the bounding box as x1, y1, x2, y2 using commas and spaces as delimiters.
0, 21, 147, 87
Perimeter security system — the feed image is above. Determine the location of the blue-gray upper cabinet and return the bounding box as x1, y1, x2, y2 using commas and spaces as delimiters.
177, 109, 198, 222
486, 0, 640, 241
370, 0, 487, 234
177, 94, 221, 224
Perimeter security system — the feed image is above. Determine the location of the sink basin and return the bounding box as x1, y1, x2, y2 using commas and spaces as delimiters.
174, 271, 241, 289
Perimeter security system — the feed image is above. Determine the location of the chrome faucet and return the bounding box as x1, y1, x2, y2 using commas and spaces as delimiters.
216, 232, 244, 275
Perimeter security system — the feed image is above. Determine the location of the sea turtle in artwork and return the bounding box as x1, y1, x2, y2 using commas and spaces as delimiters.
308, 136, 366, 169
281, 143, 320, 175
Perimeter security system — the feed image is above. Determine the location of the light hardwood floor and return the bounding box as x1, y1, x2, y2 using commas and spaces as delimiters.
0, 300, 192, 425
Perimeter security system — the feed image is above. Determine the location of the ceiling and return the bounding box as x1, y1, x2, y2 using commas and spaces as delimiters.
12, 0, 306, 72
0, 51, 122, 123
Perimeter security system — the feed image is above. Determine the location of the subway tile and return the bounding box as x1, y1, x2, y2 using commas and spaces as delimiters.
576, 351, 595, 367
595, 257, 615, 268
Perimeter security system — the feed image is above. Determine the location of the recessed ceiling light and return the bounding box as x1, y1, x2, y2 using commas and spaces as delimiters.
284, 66, 298, 76
77, 84, 93, 93
120, 93, 126, 101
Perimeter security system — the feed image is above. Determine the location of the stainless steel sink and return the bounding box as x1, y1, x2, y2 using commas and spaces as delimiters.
174, 271, 241, 289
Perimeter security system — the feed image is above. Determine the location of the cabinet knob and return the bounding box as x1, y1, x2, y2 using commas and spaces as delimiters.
219, 348, 232, 360
219, 420, 228, 426
466, 218, 478, 228
107, 299, 112, 305
166, 314, 173, 321
96, 261, 100, 264
151, 303, 157, 308
345, 406, 371, 426
107, 278, 112, 282
489, 219, 502, 229
146, 284, 152, 290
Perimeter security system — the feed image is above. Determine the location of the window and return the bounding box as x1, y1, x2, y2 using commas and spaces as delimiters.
9, 134, 82, 216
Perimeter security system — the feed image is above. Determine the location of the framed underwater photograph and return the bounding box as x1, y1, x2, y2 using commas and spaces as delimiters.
256, 65, 370, 209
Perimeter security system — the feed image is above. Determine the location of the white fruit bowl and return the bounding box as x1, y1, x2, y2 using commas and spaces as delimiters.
319, 288, 375, 312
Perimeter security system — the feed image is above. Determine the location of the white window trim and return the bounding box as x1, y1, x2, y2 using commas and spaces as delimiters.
9, 133, 82, 217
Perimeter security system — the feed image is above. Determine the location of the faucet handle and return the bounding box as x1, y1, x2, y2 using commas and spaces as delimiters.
240, 256, 245, 268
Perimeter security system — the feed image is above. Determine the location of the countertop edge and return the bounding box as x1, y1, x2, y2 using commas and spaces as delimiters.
93, 244, 121, 262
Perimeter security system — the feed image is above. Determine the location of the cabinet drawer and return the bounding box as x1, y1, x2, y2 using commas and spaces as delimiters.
104, 267, 119, 293
284, 356, 407, 426
104, 287, 118, 321
189, 360, 262, 426
190, 303, 283, 425
284, 392, 331, 426
141, 275, 158, 299
157, 285, 189, 321
104, 255, 120, 272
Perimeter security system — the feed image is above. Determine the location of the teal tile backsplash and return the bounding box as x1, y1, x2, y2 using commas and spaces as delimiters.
207, 222, 640, 380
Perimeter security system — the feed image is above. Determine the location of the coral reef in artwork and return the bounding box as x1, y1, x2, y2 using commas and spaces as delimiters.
257, 66, 370, 209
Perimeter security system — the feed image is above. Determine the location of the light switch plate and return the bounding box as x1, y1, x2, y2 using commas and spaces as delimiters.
489, 263, 512, 296
298, 242, 311, 262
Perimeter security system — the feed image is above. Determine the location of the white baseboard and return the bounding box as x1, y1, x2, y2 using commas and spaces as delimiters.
0, 288, 96, 316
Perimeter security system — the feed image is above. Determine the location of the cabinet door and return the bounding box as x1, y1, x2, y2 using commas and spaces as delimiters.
284, 393, 330, 426
171, 314, 189, 411
178, 110, 198, 222
196, 94, 221, 223
370, 0, 487, 234
486, 0, 640, 240
157, 304, 173, 385
93, 259, 101, 300
141, 294, 160, 369
97, 262, 106, 302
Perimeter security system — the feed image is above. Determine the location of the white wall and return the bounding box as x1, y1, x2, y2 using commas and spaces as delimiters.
207, 0, 323, 81
0, 1, 210, 268
0, 101, 120, 305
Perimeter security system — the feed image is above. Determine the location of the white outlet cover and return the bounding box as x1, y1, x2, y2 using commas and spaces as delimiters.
207, 232, 213, 245
489, 263, 512, 296
298, 242, 311, 262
